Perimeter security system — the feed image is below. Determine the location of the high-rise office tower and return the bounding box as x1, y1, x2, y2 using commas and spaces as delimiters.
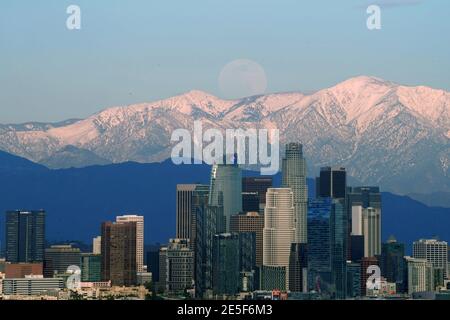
116, 215, 144, 273
350, 235, 365, 262
262, 188, 296, 291
81, 253, 101, 282
43, 245, 81, 277
316, 167, 348, 299
381, 236, 406, 293
352, 206, 381, 257
347, 187, 381, 260
160, 239, 194, 295
238, 232, 257, 273
317, 167, 346, 199
405, 256, 434, 295
101, 221, 137, 286
212, 233, 240, 296
242, 192, 260, 213
288, 243, 308, 293
331, 198, 348, 299
176, 184, 200, 243
209, 162, 242, 232
92, 236, 101, 255
346, 262, 361, 298
242, 177, 273, 212
360, 256, 379, 296
413, 239, 448, 280
158, 247, 168, 292
5, 210, 46, 263
146, 246, 160, 284
230, 212, 264, 267
282, 143, 308, 244
307, 197, 332, 292
192, 185, 219, 298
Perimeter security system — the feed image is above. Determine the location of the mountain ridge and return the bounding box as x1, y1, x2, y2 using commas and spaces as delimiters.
0, 76, 448, 194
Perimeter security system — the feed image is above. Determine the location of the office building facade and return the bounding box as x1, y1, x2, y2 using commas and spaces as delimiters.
5, 210, 46, 263
101, 221, 137, 286
116, 215, 144, 273
230, 212, 264, 267
262, 188, 296, 290
81, 253, 101, 282
282, 143, 308, 244
43, 245, 81, 277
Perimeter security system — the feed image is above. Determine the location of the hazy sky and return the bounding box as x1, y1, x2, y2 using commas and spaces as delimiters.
0, 0, 449, 123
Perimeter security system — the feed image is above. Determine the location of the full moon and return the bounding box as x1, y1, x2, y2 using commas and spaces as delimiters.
218, 59, 268, 99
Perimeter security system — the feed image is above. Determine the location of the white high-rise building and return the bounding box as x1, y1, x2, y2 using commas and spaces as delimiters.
116, 214, 144, 272
413, 239, 448, 279
282, 143, 308, 244
263, 188, 296, 289
405, 256, 434, 294
352, 206, 381, 257
92, 236, 101, 255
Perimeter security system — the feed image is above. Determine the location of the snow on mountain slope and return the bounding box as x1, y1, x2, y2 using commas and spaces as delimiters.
0, 76, 448, 194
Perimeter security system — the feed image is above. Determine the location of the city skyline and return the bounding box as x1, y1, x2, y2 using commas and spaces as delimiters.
1, 141, 449, 300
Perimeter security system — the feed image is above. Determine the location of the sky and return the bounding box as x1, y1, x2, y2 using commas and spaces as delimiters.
0, 0, 449, 123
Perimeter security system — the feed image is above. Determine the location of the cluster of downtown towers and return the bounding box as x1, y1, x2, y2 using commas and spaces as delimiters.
173, 142, 385, 299
3, 142, 393, 299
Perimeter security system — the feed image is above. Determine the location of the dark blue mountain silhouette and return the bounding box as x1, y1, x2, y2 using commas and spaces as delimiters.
0, 152, 448, 254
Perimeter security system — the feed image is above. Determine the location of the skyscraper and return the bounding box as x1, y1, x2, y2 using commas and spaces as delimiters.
347, 187, 381, 260
160, 239, 194, 295
360, 256, 379, 296
346, 262, 361, 298
101, 221, 137, 286
43, 245, 81, 277
230, 212, 264, 267
176, 184, 199, 243
282, 143, 308, 244
191, 184, 211, 298
405, 256, 434, 295
262, 188, 296, 291
242, 192, 260, 213
212, 233, 240, 296
116, 214, 144, 273
209, 162, 242, 232
242, 177, 273, 212
307, 197, 332, 292
381, 236, 406, 293
288, 243, 308, 293
413, 239, 448, 280
317, 167, 346, 199
81, 253, 101, 282
331, 198, 348, 299
5, 210, 46, 263
92, 236, 101, 255
146, 246, 160, 284
316, 167, 348, 299
352, 206, 381, 257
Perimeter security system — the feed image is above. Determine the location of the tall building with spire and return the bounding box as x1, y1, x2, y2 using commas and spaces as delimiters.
281, 143, 308, 244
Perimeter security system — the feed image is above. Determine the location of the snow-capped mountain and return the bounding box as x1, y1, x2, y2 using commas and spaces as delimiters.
0, 76, 449, 194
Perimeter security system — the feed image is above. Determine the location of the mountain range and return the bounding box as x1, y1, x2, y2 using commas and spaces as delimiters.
0, 76, 449, 195
0, 150, 448, 252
